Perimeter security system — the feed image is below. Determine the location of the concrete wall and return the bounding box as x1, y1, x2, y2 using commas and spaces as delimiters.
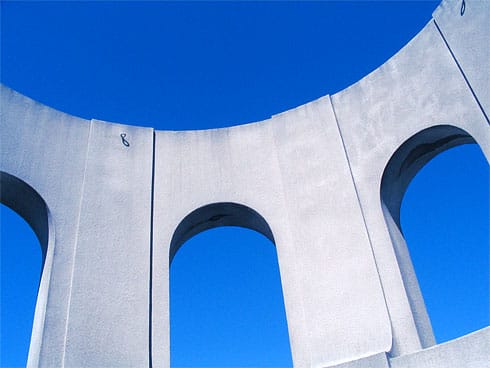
151, 98, 391, 367
330, 11, 489, 359
0, 0, 488, 367
390, 327, 490, 368
1, 88, 91, 367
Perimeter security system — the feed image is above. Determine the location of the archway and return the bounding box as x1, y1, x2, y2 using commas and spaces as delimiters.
169, 203, 292, 367
1, 204, 42, 367
0, 171, 52, 367
400, 144, 489, 343
380, 125, 488, 348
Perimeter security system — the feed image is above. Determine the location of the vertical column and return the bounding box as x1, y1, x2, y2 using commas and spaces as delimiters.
62, 120, 154, 367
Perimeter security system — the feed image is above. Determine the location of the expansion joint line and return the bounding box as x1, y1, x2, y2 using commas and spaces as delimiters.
327, 95, 394, 337
433, 19, 489, 125
62, 120, 93, 367
149, 130, 156, 368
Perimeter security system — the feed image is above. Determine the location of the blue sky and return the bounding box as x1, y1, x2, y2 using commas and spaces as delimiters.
1, 1, 488, 367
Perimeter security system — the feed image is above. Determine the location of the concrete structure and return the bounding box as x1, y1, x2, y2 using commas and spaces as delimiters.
1, 0, 488, 366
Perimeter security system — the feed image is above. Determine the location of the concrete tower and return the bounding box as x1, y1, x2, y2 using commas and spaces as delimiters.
1, 0, 488, 366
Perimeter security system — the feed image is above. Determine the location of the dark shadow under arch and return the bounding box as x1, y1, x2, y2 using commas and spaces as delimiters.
0, 171, 49, 264
169, 203, 292, 367
380, 125, 486, 353
381, 125, 475, 228
169, 202, 275, 263
0, 170, 52, 366
1, 204, 43, 366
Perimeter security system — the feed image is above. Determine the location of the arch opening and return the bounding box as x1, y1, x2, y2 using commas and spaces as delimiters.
169, 202, 275, 264
1, 172, 49, 263
1, 204, 42, 366
0, 171, 52, 366
169, 203, 292, 367
380, 125, 488, 350
381, 125, 475, 228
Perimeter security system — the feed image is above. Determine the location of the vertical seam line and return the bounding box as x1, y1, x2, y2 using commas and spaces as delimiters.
61, 119, 93, 367
328, 95, 395, 351
149, 130, 156, 368
433, 19, 489, 124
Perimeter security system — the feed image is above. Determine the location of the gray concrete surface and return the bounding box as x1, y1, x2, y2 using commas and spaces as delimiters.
151, 98, 391, 367
390, 327, 490, 368
329, 353, 390, 368
62, 120, 154, 367
1, 0, 488, 366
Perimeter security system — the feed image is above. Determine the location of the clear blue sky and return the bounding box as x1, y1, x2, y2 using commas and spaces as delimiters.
1, 1, 488, 367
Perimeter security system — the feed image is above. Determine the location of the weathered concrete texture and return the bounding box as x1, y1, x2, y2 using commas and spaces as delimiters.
0, 0, 489, 367
390, 327, 490, 368
433, 0, 490, 116
62, 120, 153, 367
0, 87, 91, 367
1, 87, 155, 367
152, 97, 391, 367
330, 327, 490, 368
330, 10, 490, 358
328, 353, 390, 368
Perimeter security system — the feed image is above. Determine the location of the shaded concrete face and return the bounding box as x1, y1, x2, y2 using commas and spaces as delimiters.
0, 172, 49, 259
381, 125, 475, 228
379, 125, 477, 351
151, 98, 391, 367
0, 0, 488, 367
169, 202, 275, 263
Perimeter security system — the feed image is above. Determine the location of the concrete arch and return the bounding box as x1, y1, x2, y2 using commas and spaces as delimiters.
328, 1, 490, 359
379, 125, 483, 352
168, 202, 291, 365
0, 171, 55, 368
381, 124, 477, 227
169, 202, 275, 263
0, 171, 51, 259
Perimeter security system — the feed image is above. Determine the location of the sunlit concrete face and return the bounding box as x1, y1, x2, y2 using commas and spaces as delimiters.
0, 0, 488, 367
